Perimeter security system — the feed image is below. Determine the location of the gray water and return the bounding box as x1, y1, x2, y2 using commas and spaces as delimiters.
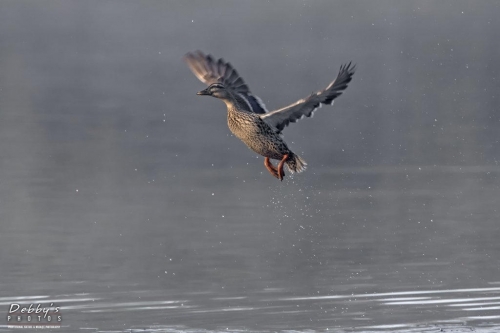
1, 1, 500, 332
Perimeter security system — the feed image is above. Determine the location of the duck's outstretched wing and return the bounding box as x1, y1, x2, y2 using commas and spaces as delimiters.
261, 62, 355, 133
183, 50, 268, 114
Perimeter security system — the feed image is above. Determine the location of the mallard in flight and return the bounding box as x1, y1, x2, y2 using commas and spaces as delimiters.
184, 51, 355, 181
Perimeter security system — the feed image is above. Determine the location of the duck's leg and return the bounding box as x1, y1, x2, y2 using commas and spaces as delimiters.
264, 157, 279, 179
276, 154, 289, 181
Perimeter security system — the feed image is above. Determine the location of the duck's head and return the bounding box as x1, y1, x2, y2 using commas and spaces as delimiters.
197, 82, 231, 100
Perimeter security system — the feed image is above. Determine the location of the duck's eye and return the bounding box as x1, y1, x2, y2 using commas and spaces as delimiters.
210, 83, 224, 92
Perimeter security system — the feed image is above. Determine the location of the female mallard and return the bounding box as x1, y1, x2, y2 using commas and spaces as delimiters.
184, 51, 355, 181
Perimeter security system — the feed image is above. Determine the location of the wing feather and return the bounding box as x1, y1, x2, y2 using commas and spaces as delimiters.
184, 50, 269, 114
261, 62, 355, 133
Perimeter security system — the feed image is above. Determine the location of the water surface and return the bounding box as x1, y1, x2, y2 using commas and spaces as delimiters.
2, 168, 500, 332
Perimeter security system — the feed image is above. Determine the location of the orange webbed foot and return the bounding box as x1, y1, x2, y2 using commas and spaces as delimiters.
264, 157, 280, 179
276, 154, 289, 181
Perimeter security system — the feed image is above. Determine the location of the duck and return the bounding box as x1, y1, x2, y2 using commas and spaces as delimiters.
184, 51, 355, 181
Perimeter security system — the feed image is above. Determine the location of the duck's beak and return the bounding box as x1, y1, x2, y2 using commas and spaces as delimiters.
196, 88, 210, 96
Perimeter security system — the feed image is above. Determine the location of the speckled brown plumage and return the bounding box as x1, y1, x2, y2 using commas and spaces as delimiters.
224, 98, 304, 181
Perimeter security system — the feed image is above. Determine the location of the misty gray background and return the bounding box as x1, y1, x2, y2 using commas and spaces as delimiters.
0, 1, 499, 332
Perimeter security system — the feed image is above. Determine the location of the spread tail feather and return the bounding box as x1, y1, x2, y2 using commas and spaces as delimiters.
285, 153, 307, 174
